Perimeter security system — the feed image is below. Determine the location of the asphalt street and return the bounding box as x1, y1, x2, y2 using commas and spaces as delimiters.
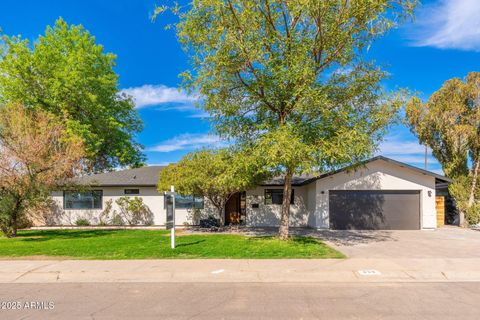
1, 282, 480, 320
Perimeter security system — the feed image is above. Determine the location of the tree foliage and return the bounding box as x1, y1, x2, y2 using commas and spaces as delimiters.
0, 104, 85, 237
157, 0, 415, 238
158, 148, 264, 224
406, 72, 480, 225
0, 18, 144, 171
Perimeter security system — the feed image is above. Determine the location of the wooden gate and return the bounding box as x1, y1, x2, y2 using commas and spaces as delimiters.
436, 196, 445, 227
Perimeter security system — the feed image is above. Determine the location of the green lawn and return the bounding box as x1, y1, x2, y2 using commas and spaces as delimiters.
0, 229, 344, 259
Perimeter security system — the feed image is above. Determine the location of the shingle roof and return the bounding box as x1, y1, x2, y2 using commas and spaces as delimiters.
72, 156, 451, 188
73, 166, 166, 187
261, 174, 317, 186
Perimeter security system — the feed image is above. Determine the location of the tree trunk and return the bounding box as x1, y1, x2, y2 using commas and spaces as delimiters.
209, 195, 228, 226
10, 213, 17, 237
278, 170, 293, 240
217, 201, 226, 226
464, 159, 480, 227
7, 198, 21, 238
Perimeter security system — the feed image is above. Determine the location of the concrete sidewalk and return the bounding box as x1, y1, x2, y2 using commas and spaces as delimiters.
2, 258, 480, 284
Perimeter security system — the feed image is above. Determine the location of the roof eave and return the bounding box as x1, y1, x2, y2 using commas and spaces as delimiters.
295, 155, 453, 186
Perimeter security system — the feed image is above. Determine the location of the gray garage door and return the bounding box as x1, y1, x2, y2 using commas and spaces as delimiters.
329, 190, 420, 230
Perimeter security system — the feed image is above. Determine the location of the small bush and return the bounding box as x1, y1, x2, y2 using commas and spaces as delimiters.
466, 203, 480, 225
75, 218, 90, 226
116, 197, 153, 225
111, 214, 124, 226
199, 215, 220, 228
99, 199, 114, 225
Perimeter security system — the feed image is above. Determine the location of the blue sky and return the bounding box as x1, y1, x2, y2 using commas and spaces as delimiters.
1, 0, 479, 174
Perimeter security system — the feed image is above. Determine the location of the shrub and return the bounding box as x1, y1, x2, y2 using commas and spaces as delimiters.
199, 215, 220, 228
99, 199, 114, 225
449, 178, 470, 225
116, 197, 153, 226
466, 203, 480, 226
111, 214, 124, 226
75, 218, 90, 226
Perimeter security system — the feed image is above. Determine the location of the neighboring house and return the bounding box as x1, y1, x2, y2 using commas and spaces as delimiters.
48, 156, 451, 230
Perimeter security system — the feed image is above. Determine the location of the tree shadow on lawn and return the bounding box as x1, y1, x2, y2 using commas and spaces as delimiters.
246, 235, 321, 245
15, 229, 129, 242
175, 239, 206, 248
244, 228, 395, 247
288, 236, 323, 245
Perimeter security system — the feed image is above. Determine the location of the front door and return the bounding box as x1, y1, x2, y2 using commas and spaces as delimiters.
225, 192, 241, 225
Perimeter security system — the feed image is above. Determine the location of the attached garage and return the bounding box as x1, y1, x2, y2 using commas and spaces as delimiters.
329, 190, 420, 230
308, 156, 452, 230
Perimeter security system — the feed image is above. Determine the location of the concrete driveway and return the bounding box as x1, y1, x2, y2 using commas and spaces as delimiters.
314, 227, 480, 259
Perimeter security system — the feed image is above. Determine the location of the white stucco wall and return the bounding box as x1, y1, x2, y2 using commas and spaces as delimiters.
245, 186, 310, 227
311, 159, 437, 229
306, 183, 317, 227
49, 187, 209, 226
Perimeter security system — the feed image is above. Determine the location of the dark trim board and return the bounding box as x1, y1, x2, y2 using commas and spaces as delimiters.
329, 190, 421, 230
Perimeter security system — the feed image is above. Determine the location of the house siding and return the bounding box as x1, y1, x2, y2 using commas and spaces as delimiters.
245, 186, 310, 227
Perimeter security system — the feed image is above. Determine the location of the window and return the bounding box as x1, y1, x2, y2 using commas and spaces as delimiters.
264, 189, 294, 205
64, 190, 103, 210
174, 194, 193, 209
167, 195, 204, 209
124, 189, 140, 195
193, 196, 205, 209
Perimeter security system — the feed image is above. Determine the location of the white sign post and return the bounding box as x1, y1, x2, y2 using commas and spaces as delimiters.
165, 185, 176, 249
170, 185, 175, 249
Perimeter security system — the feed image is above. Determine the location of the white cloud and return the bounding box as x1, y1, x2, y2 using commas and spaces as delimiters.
188, 112, 211, 118
121, 84, 199, 109
377, 137, 443, 173
381, 154, 436, 165
378, 140, 426, 155
411, 0, 480, 51
146, 133, 226, 153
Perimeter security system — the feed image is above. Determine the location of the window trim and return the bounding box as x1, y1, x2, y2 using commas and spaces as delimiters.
63, 190, 103, 210
124, 188, 140, 195
264, 189, 294, 205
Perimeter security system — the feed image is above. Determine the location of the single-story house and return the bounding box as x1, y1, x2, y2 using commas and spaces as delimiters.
48, 156, 451, 230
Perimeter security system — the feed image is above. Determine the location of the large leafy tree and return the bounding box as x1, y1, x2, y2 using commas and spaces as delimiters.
158, 148, 264, 224
0, 18, 144, 171
406, 72, 480, 226
157, 0, 414, 239
0, 104, 85, 237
